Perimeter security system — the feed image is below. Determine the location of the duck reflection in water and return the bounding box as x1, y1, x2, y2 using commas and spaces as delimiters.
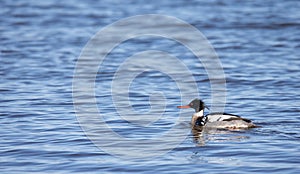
191, 125, 250, 146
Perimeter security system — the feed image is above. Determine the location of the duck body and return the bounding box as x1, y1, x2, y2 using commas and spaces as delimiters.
205, 113, 256, 129
178, 99, 257, 130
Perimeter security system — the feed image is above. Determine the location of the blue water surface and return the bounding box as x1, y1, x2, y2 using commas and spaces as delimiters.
1, 0, 300, 173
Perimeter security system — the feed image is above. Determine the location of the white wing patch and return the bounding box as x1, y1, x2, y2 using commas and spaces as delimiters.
206, 113, 241, 122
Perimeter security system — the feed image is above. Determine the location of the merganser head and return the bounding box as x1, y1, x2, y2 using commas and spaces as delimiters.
177, 98, 209, 112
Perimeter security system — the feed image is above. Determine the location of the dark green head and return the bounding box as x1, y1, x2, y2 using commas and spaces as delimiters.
177, 98, 209, 112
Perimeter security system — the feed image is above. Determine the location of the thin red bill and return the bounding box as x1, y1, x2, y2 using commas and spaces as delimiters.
177, 105, 190, 109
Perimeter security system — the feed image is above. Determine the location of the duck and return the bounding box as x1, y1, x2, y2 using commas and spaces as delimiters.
177, 98, 257, 129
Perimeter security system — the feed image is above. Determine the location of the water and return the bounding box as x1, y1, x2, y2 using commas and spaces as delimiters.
1, 0, 300, 173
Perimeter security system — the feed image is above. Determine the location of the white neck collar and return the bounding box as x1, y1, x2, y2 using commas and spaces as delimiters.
194, 110, 204, 117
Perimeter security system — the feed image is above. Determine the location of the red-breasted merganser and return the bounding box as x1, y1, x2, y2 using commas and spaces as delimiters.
177, 99, 257, 129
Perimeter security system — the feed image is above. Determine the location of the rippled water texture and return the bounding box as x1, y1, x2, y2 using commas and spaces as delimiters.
1, 0, 300, 173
